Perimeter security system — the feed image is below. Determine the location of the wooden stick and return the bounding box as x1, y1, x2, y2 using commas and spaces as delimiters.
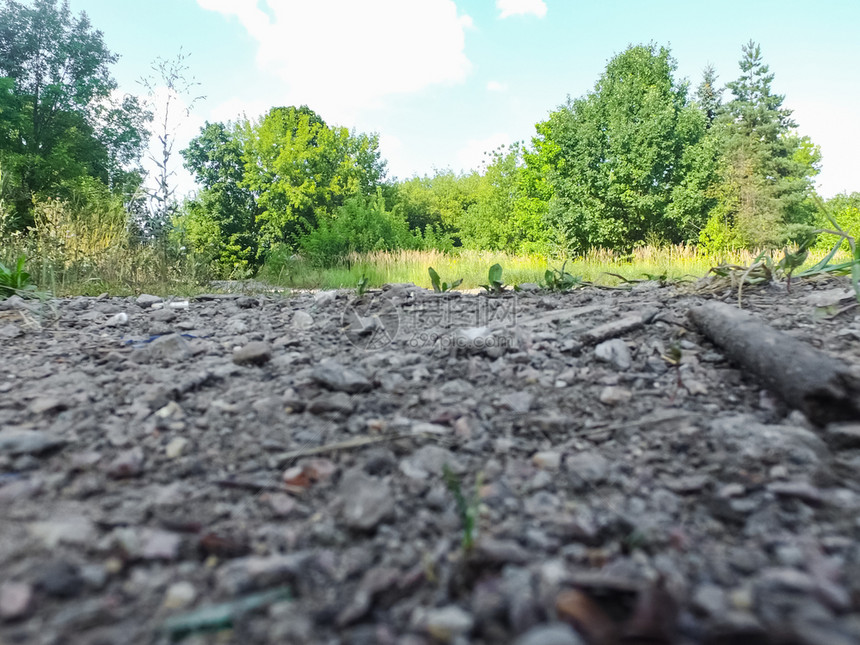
688, 301, 860, 425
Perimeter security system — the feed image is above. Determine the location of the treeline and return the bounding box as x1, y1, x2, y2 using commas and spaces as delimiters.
1, 0, 858, 280
175, 41, 834, 275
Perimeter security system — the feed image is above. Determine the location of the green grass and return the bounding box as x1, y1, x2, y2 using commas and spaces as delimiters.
258, 245, 766, 290
2, 239, 855, 298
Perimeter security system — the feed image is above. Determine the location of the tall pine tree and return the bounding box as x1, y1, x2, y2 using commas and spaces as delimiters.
700, 41, 820, 249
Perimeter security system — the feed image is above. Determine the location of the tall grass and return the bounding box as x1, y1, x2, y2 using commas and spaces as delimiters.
3, 210, 849, 297
258, 245, 766, 290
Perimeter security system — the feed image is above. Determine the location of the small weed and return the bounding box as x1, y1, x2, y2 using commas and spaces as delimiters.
795, 211, 860, 301
0, 255, 36, 298
542, 261, 583, 291
442, 464, 482, 552
480, 263, 505, 294
355, 275, 370, 297
428, 267, 463, 293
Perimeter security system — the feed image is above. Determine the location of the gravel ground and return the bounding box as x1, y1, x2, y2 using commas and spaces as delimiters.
1, 277, 860, 645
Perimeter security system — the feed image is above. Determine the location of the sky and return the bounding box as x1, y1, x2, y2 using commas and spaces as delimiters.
72, 0, 859, 198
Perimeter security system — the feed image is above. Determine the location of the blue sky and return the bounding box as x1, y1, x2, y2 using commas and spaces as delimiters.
75, 0, 858, 197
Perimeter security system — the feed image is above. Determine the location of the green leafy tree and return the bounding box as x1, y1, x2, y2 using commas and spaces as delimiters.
242, 106, 386, 251
392, 170, 480, 247
178, 120, 260, 273
534, 43, 707, 251
0, 0, 149, 227
457, 143, 552, 253
700, 41, 820, 249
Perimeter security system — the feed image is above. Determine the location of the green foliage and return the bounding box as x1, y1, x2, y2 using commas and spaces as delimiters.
543, 261, 583, 291
0, 254, 34, 297
812, 193, 860, 252
442, 464, 481, 552
392, 170, 479, 245
696, 64, 723, 127
481, 263, 505, 294
355, 275, 369, 297
534, 43, 708, 252
428, 266, 462, 292
701, 41, 821, 250
298, 193, 419, 267
458, 144, 553, 254
0, 0, 149, 228
178, 121, 260, 274
242, 106, 386, 250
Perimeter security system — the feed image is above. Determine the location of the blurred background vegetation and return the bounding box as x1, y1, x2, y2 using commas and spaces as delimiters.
1, 1, 857, 294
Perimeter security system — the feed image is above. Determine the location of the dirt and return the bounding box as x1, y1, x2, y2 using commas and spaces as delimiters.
1, 276, 860, 645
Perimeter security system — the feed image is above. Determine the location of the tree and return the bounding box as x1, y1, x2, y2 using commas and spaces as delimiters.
533, 43, 707, 251
0, 0, 149, 227
178, 120, 260, 273
456, 143, 552, 254
241, 106, 386, 251
696, 64, 723, 127
700, 41, 820, 249
393, 169, 480, 246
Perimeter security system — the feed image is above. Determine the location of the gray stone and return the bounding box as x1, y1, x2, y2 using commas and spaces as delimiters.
453, 326, 514, 357
0, 323, 23, 339
599, 385, 632, 405
594, 338, 632, 370
0, 581, 33, 620
133, 333, 192, 363
0, 429, 66, 456
307, 392, 354, 415
339, 470, 395, 530
150, 308, 176, 322
692, 583, 728, 616
104, 312, 129, 326
28, 396, 68, 415
136, 294, 163, 308
232, 341, 273, 366
217, 552, 313, 595
400, 445, 463, 480
163, 581, 197, 609
313, 291, 337, 307
422, 605, 474, 642
707, 416, 828, 467
311, 360, 372, 393
565, 451, 609, 487
105, 447, 144, 478
28, 517, 97, 549
36, 560, 83, 598
825, 422, 860, 449
517, 283, 541, 292
514, 623, 586, 645
501, 391, 534, 413
292, 310, 314, 330
767, 481, 825, 506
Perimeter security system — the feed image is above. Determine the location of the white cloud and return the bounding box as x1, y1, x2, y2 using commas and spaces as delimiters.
486, 80, 508, 92
207, 97, 271, 125
460, 14, 475, 30
196, 0, 472, 123
496, 0, 547, 19
455, 133, 511, 173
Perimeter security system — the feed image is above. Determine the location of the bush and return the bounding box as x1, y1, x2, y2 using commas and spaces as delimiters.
812, 193, 860, 251
298, 194, 420, 267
